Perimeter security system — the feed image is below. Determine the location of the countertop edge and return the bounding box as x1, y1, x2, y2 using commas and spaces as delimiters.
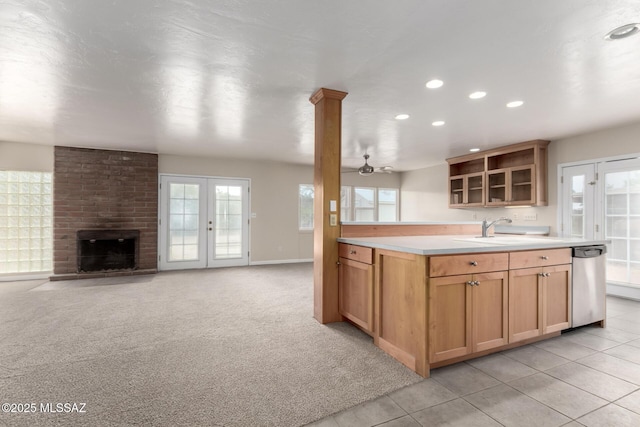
337, 236, 609, 256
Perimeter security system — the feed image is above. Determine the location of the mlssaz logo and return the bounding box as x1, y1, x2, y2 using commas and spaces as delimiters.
40, 403, 87, 413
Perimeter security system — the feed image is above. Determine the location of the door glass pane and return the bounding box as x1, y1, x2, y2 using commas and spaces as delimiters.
168, 183, 200, 261
604, 170, 640, 286
570, 175, 585, 238
215, 185, 243, 259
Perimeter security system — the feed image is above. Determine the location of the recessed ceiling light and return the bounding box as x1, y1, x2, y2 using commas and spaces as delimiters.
432, 120, 445, 127
426, 79, 444, 89
469, 91, 487, 99
605, 23, 640, 40
507, 100, 524, 108
469, 148, 480, 152
395, 114, 410, 120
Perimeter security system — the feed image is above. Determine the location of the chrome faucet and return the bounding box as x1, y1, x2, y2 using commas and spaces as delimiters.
481, 217, 512, 237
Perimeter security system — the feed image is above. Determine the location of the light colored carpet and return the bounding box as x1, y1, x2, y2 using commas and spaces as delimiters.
0, 263, 420, 426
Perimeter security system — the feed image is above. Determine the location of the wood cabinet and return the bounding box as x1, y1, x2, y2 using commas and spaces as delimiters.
338, 244, 374, 334
450, 172, 485, 207
508, 249, 572, 343
429, 253, 509, 363
429, 271, 508, 363
337, 240, 577, 378
447, 140, 549, 208
448, 156, 485, 207
375, 249, 429, 376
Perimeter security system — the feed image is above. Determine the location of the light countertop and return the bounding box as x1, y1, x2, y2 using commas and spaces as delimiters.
337, 235, 608, 256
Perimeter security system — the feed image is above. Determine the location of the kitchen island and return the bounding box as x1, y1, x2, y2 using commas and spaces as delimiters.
336, 234, 607, 377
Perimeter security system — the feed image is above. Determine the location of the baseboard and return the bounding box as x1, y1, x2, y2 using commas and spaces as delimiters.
250, 259, 313, 266
607, 283, 640, 301
0, 272, 53, 282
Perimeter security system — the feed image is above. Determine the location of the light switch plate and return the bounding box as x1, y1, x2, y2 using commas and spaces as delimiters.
523, 213, 537, 221
329, 214, 337, 226
330, 200, 337, 212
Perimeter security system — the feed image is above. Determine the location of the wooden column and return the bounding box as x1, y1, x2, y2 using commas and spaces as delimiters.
310, 88, 348, 324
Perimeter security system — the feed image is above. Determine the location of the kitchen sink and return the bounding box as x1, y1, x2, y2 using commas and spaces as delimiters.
453, 237, 566, 245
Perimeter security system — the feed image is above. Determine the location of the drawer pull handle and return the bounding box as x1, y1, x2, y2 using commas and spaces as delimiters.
539, 272, 551, 277
470, 261, 478, 266
541, 256, 549, 260
350, 250, 356, 255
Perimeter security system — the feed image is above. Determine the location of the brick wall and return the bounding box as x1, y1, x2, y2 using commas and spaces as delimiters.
53, 147, 158, 278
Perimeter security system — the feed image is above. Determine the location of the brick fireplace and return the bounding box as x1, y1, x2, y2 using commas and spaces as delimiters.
52, 147, 158, 279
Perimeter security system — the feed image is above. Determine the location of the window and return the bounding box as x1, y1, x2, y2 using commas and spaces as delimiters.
0, 171, 53, 274
299, 184, 314, 230
378, 188, 399, 222
354, 187, 375, 221
340, 186, 351, 222
302, 184, 399, 226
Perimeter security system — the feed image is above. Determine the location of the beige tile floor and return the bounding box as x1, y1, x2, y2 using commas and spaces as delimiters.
308, 296, 640, 427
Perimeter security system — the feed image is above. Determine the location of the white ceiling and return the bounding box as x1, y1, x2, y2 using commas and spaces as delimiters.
1, 1, 639, 171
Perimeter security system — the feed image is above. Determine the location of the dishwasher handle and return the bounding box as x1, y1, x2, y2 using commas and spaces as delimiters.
572, 245, 607, 258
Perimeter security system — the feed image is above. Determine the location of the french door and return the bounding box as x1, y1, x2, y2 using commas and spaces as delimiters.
560, 158, 640, 288
159, 175, 249, 271
598, 158, 640, 287
560, 164, 596, 240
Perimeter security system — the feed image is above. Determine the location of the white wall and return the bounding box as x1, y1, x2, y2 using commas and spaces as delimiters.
2, 142, 400, 265
0, 141, 53, 172
159, 154, 400, 263
401, 120, 640, 235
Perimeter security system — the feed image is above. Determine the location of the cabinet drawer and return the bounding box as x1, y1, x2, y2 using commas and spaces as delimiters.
429, 253, 509, 277
509, 248, 571, 269
339, 244, 373, 264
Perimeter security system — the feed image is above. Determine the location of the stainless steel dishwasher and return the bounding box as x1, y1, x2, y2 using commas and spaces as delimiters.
572, 245, 607, 328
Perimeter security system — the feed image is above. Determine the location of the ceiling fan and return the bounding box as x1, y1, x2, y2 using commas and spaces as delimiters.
343, 154, 393, 176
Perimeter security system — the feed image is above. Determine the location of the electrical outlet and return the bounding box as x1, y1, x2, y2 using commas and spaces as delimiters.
523, 214, 537, 221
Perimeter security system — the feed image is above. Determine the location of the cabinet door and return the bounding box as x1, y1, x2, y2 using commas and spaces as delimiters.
509, 267, 542, 343
429, 275, 472, 362
509, 165, 535, 205
449, 173, 485, 207
487, 166, 536, 206
542, 264, 572, 333
339, 257, 374, 334
487, 170, 507, 206
473, 271, 508, 352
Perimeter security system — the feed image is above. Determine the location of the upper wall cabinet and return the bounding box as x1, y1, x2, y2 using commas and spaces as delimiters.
447, 140, 549, 208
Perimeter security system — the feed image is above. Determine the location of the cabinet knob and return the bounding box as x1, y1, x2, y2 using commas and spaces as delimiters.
538, 272, 545, 277
466, 280, 474, 286
474, 280, 480, 286
470, 261, 478, 266
545, 272, 551, 277
541, 256, 549, 260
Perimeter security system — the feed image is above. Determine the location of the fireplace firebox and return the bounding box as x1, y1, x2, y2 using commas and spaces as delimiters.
77, 230, 140, 272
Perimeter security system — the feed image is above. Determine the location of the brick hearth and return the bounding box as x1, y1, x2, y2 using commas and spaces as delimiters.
52, 147, 158, 279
